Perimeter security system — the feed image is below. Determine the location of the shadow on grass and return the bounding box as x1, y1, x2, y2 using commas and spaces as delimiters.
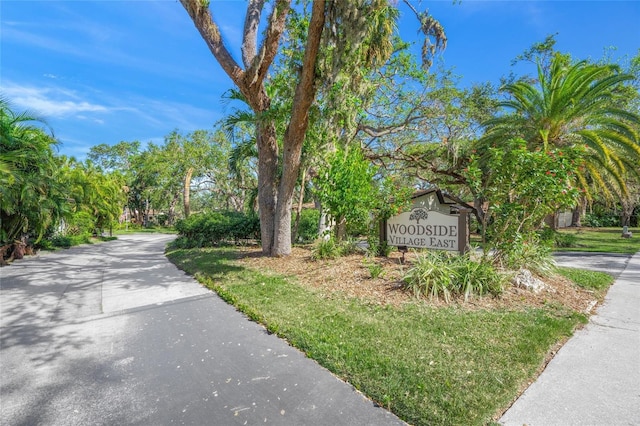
166, 247, 247, 279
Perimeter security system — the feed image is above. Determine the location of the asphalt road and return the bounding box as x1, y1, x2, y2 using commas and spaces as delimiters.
553, 251, 632, 277
1, 234, 403, 426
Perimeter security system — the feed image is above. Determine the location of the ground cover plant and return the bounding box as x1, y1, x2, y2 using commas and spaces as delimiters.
402, 251, 505, 302
554, 227, 640, 254
166, 245, 599, 425
555, 266, 615, 295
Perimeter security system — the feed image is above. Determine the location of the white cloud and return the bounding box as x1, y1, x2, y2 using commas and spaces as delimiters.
76, 115, 105, 125
122, 96, 221, 131
2, 83, 108, 117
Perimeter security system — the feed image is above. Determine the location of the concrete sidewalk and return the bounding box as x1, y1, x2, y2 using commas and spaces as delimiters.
500, 250, 640, 426
1, 234, 403, 426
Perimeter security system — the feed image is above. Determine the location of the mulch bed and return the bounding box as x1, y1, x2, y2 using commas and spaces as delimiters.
235, 246, 599, 313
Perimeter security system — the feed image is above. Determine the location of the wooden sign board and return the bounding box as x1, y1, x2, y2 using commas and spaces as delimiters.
382, 189, 470, 254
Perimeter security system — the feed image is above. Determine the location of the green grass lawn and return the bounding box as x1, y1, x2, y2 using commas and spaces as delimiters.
555, 227, 640, 254
167, 247, 587, 426
555, 266, 615, 294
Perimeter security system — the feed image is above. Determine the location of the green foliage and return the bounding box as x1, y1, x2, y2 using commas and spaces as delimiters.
88, 128, 243, 228
403, 251, 505, 302
366, 236, 392, 257
47, 233, 92, 249
310, 236, 362, 260
553, 232, 578, 248
1, 98, 68, 245
341, 237, 361, 255
468, 138, 581, 269
494, 233, 555, 275
1, 96, 126, 262
295, 208, 320, 243
364, 260, 384, 279
583, 212, 620, 227
88, 141, 140, 171
315, 147, 376, 240
50, 235, 73, 249
57, 157, 127, 235
174, 211, 260, 248
538, 227, 578, 248
311, 237, 342, 260
363, 177, 412, 256
555, 267, 614, 292
65, 211, 96, 237
371, 176, 414, 221
482, 52, 640, 203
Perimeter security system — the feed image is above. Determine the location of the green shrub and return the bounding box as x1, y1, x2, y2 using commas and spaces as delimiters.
174, 211, 260, 248
365, 234, 392, 257
295, 209, 320, 243
65, 211, 96, 237
51, 235, 73, 248
493, 232, 554, 274
403, 251, 505, 302
364, 260, 384, 279
311, 237, 342, 260
340, 237, 360, 255
583, 213, 619, 227
554, 232, 578, 248
538, 227, 578, 248
346, 218, 369, 239
454, 256, 505, 300
403, 251, 457, 301
47, 234, 92, 249
311, 236, 364, 260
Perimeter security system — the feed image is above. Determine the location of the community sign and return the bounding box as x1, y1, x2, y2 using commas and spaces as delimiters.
383, 189, 470, 254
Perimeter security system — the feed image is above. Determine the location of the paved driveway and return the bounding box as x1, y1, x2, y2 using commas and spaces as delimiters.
553, 251, 632, 277
502, 250, 640, 425
1, 234, 403, 426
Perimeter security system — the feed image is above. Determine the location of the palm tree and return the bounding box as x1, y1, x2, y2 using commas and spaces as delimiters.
481, 53, 640, 214
1, 97, 68, 261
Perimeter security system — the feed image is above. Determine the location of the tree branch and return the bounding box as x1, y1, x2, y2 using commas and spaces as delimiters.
244, 0, 291, 89
241, 0, 265, 68
179, 0, 244, 84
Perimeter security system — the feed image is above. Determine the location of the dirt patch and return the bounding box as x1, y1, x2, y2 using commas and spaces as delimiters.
235, 245, 600, 313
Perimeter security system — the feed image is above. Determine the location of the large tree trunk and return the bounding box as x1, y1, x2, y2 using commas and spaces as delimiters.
256, 121, 279, 254
168, 192, 180, 225
180, 0, 324, 256
335, 216, 347, 241
183, 167, 194, 218
546, 211, 559, 230
270, 0, 325, 256
571, 197, 586, 227
621, 198, 634, 227
272, 134, 304, 255
473, 197, 488, 241
292, 168, 307, 243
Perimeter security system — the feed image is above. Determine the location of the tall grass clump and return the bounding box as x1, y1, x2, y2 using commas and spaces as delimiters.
311, 237, 342, 260
403, 251, 505, 302
493, 232, 555, 275
311, 237, 362, 260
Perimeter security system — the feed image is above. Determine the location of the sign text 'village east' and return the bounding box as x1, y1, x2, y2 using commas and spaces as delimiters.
382, 189, 470, 254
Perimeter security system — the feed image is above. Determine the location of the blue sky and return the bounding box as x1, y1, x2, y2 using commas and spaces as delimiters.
2, 1, 639, 159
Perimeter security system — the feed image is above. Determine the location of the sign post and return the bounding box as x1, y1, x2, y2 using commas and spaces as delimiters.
382, 189, 470, 255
